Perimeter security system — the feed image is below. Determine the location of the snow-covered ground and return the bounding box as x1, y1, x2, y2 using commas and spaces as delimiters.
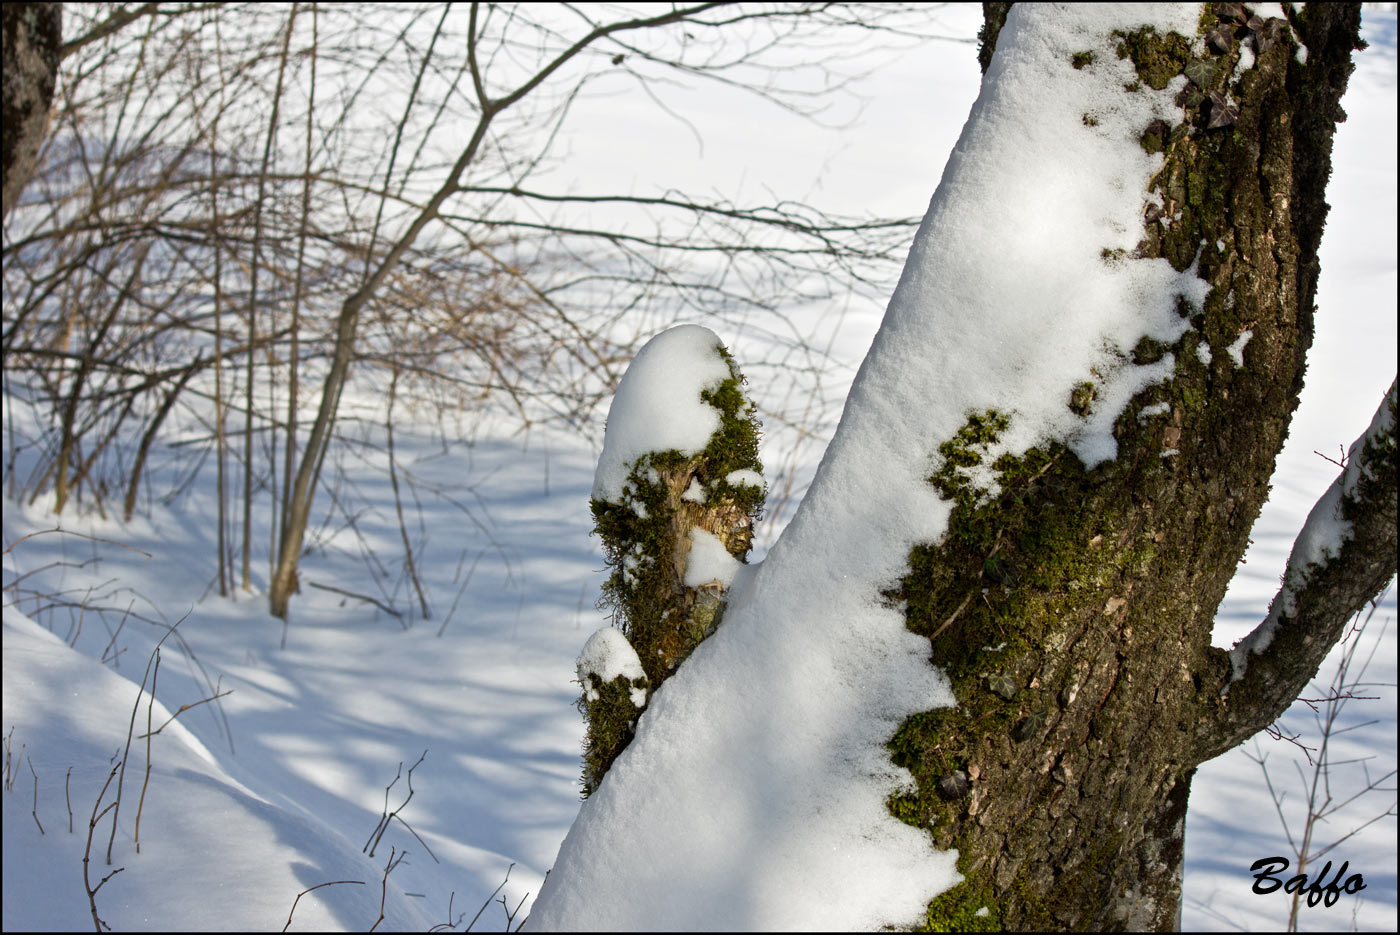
3, 5, 1395, 932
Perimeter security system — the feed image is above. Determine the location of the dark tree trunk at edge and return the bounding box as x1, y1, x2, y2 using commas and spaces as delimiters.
1, 3, 60, 220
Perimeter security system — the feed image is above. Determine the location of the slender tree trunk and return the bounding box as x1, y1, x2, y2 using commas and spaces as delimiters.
242, 5, 297, 591
282, 2, 316, 562
885, 5, 1384, 930
210, 38, 230, 598
264, 6, 298, 587
197, 10, 240, 596
240, 268, 255, 586
385, 365, 431, 621
51, 242, 152, 513
124, 359, 200, 520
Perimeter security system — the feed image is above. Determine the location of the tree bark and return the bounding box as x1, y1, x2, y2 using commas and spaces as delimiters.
887, 5, 1381, 930
1, 3, 60, 220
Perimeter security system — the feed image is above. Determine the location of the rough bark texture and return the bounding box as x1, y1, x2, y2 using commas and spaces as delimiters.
1, 3, 61, 220
885, 5, 1378, 931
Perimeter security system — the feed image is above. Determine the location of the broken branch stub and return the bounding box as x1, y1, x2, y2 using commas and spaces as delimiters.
578, 326, 766, 794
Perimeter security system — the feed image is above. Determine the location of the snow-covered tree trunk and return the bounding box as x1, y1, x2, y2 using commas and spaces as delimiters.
531, 5, 1389, 930
894, 5, 1381, 929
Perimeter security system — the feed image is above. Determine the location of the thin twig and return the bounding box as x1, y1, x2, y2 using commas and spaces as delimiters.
2, 728, 22, 792
108, 644, 159, 864
306, 580, 402, 618
30, 759, 45, 835
106, 608, 195, 863
100, 600, 134, 665
364, 750, 434, 861
369, 846, 404, 932
428, 890, 466, 932
1250, 596, 1395, 931
467, 863, 513, 932
2, 527, 152, 558
139, 680, 234, 738
1312, 444, 1348, 469
500, 888, 530, 930
84, 764, 124, 933
930, 589, 976, 643
283, 880, 365, 932
389, 810, 439, 865
439, 547, 486, 638
135, 650, 160, 853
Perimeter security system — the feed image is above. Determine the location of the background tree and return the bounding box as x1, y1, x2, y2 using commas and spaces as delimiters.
1, 3, 959, 618
2, 3, 61, 219
528, 4, 1396, 930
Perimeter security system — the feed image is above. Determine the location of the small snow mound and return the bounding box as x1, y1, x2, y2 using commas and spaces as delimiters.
577, 627, 647, 706
724, 468, 765, 488
682, 528, 741, 589
592, 325, 733, 503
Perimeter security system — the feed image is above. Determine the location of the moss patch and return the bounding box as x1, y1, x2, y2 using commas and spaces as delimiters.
927, 408, 1009, 508
577, 673, 649, 796
591, 345, 764, 683
1069, 382, 1096, 417
921, 861, 1001, 932
1113, 26, 1192, 90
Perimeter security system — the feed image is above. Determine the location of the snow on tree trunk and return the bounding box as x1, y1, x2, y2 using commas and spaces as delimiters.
889, 6, 1374, 930
531, 4, 1379, 931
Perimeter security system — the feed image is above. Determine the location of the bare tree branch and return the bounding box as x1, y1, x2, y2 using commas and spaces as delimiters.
1201, 378, 1398, 760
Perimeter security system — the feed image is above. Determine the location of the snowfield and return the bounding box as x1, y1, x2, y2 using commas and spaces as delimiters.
4, 5, 1395, 932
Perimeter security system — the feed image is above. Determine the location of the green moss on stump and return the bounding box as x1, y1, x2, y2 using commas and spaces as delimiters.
590, 346, 764, 684
581, 334, 765, 794
577, 672, 650, 796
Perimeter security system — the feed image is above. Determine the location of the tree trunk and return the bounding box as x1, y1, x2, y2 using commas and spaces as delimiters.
1, 3, 60, 220
888, 5, 1382, 930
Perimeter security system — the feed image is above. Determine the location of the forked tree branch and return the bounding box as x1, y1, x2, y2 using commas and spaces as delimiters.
1199, 377, 1398, 761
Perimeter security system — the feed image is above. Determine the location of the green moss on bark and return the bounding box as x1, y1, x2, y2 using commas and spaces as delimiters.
921, 862, 1001, 932
1113, 26, 1192, 90
976, 3, 1014, 74
577, 673, 650, 796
